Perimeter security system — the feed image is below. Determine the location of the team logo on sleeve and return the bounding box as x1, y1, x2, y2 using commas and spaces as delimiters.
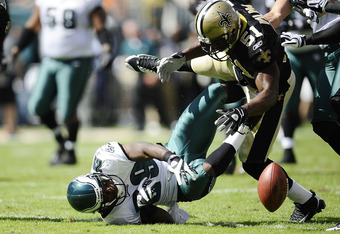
257, 49, 271, 63
218, 11, 232, 28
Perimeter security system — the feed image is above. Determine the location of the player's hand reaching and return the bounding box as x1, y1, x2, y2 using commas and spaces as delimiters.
307, 0, 328, 12
280, 32, 307, 48
162, 152, 197, 186
157, 52, 186, 83
215, 107, 248, 136
136, 177, 160, 207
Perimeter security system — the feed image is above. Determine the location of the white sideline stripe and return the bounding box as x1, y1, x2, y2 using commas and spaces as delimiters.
211, 188, 257, 194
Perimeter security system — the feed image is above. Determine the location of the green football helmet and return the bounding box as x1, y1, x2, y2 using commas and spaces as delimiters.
195, 0, 241, 61
67, 173, 128, 213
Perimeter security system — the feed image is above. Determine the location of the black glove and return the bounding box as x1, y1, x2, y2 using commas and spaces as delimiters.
214, 107, 248, 136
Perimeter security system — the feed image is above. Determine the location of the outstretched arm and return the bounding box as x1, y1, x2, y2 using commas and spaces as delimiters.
243, 62, 280, 117
264, 0, 293, 28
122, 141, 168, 162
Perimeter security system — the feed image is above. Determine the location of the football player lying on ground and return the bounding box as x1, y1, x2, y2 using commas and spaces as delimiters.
125, 0, 325, 223
67, 83, 235, 224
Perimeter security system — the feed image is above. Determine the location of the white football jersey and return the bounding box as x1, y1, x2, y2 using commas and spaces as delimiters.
35, 0, 102, 59
90, 141, 178, 225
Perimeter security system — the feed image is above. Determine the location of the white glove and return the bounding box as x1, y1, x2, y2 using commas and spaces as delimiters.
136, 177, 159, 207
303, 8, 319, 24
157, 52, 186, 83
293, 5, 319, 24
166, 202, 190, 224
280, 32, 307, 48
165, 153, 197, 186
307, 0, 328, 13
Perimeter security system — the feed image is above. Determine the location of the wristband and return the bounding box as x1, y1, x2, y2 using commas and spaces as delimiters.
16, 28, 36, 51
162, 151, 174, 161
171, 51, 186, 59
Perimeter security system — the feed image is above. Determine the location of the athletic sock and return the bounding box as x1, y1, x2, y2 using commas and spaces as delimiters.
287, 179, 313, 204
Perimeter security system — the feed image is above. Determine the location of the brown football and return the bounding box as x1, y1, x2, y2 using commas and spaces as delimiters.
257, 162, 288, 212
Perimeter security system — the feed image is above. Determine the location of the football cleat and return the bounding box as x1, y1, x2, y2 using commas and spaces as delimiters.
289, 190, 326, 223
50, 142, 76, 165
125, 54, 160, 73
326, 223, 340, 231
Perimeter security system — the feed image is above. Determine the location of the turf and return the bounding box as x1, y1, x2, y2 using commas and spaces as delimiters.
0, 123, 339, 233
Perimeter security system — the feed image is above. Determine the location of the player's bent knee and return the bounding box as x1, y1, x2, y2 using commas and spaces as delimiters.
202, 161, 216, 177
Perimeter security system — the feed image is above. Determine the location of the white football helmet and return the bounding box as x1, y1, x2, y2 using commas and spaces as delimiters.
67, 173, 128, 214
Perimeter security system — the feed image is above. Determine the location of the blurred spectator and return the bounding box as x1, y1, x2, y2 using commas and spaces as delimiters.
119, 19, 171, 130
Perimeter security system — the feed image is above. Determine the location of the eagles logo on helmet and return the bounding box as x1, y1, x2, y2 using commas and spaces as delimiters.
195, 0, 241, 61
67, 173, 129, 215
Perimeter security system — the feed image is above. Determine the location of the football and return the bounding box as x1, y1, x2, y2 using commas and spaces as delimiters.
257, 162, 288, 212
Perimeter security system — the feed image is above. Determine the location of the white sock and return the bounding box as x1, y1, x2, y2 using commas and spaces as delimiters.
64, 140, 75, 150
287, 179, 313, 204
281, 137, 295, 149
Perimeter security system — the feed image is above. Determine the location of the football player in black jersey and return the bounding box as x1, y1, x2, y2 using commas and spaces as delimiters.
125, 0, 325, 223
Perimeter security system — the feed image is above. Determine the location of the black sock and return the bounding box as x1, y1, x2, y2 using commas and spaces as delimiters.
205, 143, 236, 177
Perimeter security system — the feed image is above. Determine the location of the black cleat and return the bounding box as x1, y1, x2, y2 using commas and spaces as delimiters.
125, 54, 160, 73
280, 148, 297, 164
289, 190, 326, 223
326, 223, 340, 231
50, 142, 76, 165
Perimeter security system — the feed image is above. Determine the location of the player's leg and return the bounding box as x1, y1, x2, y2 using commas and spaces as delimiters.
177, 158, 216, 202
54, 57, 93, 164
27, 58, 64, 161
240, 74, 325, 222
165, 83, 228, 162
312, 50, 340, 155
280, 51, 304, 163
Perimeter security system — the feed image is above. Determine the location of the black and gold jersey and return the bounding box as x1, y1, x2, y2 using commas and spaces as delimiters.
227, 0, 291, 93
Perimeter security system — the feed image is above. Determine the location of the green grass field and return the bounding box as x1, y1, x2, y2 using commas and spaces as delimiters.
0, 123, 339, 233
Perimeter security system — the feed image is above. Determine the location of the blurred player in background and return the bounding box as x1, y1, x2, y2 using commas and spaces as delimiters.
276, 13, 323, 164
279, 0, 340, 230
0, 0, 16, 140
10, 0, 114, 165
0, 0, 9, 62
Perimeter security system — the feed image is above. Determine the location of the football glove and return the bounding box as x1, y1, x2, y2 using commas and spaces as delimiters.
165, 153, 197, 186
293, 5, 319, 24
157, 52, 186, 83
215, 107, 248, 136
136, 177, 159, 207
307, 0, 328, 12
280, 32, 307, 48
